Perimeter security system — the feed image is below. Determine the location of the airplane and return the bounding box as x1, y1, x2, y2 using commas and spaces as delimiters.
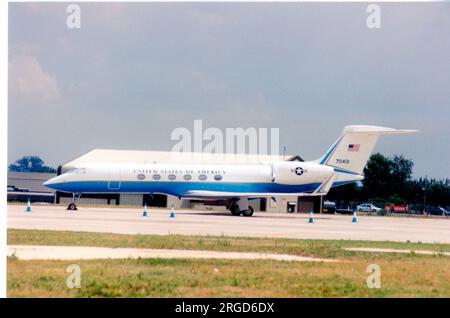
43, 125, 417, 216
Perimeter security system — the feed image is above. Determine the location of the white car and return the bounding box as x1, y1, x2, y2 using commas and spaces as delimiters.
356, 203, 382, 213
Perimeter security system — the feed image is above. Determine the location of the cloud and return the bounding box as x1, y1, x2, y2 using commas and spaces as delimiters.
7, 3, 450, 178
9, 53, 61, 103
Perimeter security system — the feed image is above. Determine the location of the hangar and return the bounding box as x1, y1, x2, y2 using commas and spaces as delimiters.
7, 172, 55, 203
53, 149, 321, 213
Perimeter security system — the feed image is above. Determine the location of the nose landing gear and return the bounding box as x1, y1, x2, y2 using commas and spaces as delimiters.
67, 193, 81, 210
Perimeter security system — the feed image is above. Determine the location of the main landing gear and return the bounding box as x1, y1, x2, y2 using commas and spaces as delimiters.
227, 199, 254, 217
67, 193, 81, 210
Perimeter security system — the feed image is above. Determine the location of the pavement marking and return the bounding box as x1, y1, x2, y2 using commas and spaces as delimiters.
7, 245, 337, 262
343, 247, 450, 256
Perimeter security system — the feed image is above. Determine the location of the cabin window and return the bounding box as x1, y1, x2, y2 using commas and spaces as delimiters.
183, 174, 192, 181
153, 174, 161, 180
214, 175, 222, 181
168, 174, 176, 180
198, 174, 207, 181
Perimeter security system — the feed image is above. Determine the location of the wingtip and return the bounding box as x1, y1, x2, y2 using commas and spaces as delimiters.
343, 126, 419, 135
395, 129, 419, 134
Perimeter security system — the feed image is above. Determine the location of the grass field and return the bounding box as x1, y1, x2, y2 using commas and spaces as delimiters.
7, 229, 450, 297
8, 229, 450, 258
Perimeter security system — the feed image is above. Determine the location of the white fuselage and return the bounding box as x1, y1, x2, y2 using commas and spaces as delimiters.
43, 161, 359, 197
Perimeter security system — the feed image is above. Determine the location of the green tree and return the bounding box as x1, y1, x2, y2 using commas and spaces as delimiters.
391, 155, 413, 198
362, 153, 394, 199
329, 153, 416, 205
8, 156, 56, 173
327, 153, 450, 208
425, 179, 450, 207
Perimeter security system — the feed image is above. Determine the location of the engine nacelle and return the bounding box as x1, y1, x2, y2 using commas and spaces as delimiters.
271, 162, 334, 185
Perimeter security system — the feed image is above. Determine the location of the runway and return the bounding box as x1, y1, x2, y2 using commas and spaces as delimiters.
7, 204, 450, 244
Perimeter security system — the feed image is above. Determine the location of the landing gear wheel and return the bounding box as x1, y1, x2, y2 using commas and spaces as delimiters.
67, 203, 78, 211
242, 206, 254, 217
230, 205, 241, 216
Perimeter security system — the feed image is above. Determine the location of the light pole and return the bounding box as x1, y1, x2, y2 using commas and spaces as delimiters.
422, 187, 426, 214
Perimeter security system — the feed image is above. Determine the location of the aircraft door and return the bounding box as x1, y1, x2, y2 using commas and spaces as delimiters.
107, 167, 121, 190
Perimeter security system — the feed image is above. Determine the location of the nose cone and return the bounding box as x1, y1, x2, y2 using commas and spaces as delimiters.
43, 177, 59, 189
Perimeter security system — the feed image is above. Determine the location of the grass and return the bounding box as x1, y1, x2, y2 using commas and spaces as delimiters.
8, 257, 450, 297
8, 229, 450, 259
7, 229, 450, 297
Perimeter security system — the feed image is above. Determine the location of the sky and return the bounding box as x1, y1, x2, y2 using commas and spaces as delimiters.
8, 3, 450, 178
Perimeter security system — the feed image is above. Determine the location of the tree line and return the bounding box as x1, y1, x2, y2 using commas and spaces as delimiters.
8, 156, 56, 173
327, 153, 450, 209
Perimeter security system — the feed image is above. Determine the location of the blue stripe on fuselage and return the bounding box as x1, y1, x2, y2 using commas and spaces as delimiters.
333, 168, 360, 175
47, 181, 323, 196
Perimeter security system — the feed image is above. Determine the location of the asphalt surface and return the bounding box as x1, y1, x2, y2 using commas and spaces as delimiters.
7, 204, 450, 243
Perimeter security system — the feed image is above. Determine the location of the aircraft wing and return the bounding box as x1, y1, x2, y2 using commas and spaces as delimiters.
183, 173, 339, 200
183, 190, 324, 200
312, 173, 337, 195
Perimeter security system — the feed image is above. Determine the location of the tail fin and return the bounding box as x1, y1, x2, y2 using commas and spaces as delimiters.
316, 125, 417, 175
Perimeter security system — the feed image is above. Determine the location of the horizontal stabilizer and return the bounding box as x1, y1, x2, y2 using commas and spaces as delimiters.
341, 125, 418, 135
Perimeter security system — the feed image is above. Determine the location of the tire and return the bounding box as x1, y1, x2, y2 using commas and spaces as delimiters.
67, 203, 77, 211
242, 206, 254, 217
230, 206, 241, 216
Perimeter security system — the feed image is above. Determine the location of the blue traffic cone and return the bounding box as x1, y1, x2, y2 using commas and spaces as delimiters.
170, 205, 175, 218
352, 210, 357, 223
142, 204, 148, 217
308, 209, 314, 223
26, 198, 32, 212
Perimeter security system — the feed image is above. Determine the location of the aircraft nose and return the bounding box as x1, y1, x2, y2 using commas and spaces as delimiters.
43, 177, 58, 189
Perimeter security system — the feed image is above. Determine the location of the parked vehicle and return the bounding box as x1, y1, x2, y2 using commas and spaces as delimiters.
384, 205, 409, 213
356, 203, 382, 213
322, 201, 336, 214
335, 204, 353, 215
426, 206, 449, 216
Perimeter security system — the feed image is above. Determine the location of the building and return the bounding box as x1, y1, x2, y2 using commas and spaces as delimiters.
7, 172, 56, 203
46, 149, 320, 212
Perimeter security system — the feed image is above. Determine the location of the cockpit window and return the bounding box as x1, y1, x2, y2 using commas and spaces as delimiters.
76, 168, 86, 174
66, 168, 86, 174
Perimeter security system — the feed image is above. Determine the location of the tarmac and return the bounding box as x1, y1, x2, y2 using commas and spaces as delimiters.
7, 204, 450, 244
